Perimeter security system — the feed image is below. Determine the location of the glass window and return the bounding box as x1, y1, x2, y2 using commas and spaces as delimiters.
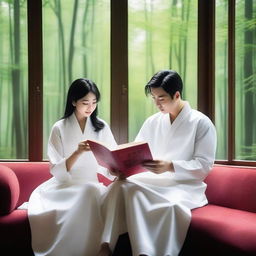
43, 0, 110, 158
0, 1, 28, 159
128, 0, 198, 141
235, 0, 256, 160
215, 0, 228, 160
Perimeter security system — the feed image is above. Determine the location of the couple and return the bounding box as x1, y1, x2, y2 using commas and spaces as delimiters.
28, 70, 217, 256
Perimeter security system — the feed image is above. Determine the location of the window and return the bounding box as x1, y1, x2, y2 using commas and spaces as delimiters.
215, 0, 256, 163
235, 0, 256, 160
0, 0, 255, 165
128, 0, 198, 140
215, 0, 228, 159
43, 0, 111, 158
0, 0, 28, 159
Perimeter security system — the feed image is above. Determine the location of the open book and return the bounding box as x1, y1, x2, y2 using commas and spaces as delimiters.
87, 140, 153, 177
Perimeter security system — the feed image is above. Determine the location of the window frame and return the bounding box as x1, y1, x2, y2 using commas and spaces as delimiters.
1, 0, 255, 166
28, 0, 43, 161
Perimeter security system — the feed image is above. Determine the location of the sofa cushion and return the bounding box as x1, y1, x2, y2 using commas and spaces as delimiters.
0, 209, 32, 251
0, 165, 20, 215
205, 165, 256, 213
2, 162, 52, 206
189, 204, 256, 254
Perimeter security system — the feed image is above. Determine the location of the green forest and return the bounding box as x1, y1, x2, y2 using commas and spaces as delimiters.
0, 0, 255, 161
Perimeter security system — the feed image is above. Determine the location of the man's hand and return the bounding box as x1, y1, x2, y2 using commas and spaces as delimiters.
142, 160, 174, 174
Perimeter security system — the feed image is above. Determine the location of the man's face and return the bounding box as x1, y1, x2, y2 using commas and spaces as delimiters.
150, 87, 178, 114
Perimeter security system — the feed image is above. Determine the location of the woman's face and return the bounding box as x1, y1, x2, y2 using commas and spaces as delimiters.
73, 92, 97, 119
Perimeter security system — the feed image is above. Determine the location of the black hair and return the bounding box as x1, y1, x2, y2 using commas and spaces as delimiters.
62, 78, 104, 132
145, 70, 183, 99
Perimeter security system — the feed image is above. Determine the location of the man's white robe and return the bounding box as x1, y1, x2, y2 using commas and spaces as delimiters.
101, 102, 217, 256
28, 113, 116, 256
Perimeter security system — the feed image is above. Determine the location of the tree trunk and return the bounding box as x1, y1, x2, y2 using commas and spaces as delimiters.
144, 0, 149, 78
223, 38, 228, 157
11, 0, 23, 158
50, 0, 67, 110
81, 0, 90, 77
144, 0, 155, 80
148, 0, 155, 75
169, 0, 178, 69
253, 2, 256, 150
243, 0, 253, 158
0, 6, 3, 148
68, 0, 79, 84
56, 0, 67, 104
182, 0, 191, 87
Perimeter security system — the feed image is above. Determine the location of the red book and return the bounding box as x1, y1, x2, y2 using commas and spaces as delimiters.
87, 140, 153, 177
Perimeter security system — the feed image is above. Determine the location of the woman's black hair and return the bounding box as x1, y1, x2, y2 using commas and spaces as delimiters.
62, 78, 104, 132
145, 70, 183, 99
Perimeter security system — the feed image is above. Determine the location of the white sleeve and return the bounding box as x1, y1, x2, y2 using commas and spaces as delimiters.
172, 118, 217, 182
97, 122, 118, 181
134, 119, 149, 142
47, 125, 72, 183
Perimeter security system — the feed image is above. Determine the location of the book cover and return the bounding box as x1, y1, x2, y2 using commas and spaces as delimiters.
87, 140, 153, 177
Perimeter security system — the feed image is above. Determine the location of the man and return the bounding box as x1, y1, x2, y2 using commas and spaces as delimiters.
98, 70, 217, 256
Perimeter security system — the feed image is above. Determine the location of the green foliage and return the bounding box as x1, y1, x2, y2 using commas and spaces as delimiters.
42, 0, 111, 158
238, 144, 256, 160
128, 0, 198, 140
0, 0, 28, 159
215, 0, 256, 161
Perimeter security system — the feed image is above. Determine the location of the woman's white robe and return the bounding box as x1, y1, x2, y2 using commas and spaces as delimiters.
101, 102, 217, 256
28, 113, 116, 256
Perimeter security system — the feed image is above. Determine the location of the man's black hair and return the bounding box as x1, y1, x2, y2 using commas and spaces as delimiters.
145, 70, 183, 98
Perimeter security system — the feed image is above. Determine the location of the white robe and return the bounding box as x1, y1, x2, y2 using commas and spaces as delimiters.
28, 113, 116, 256
101, 102, 217, 256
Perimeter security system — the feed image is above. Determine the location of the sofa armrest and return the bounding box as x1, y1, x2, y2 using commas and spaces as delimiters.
1, 162, 52, 207
0, 165, 20, 215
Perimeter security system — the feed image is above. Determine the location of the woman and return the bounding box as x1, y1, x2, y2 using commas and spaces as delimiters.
28, 78, 117, 256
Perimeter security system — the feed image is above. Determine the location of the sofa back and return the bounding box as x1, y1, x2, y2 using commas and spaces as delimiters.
205, 165, 256, 213
2, 162, 256, 214
0, 162, 111, 213
1, 162, 51, 207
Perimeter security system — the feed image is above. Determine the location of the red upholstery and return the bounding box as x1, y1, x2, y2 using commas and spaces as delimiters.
0, 209, 31, 248
2, 162, 52, 207
1, 162, 256, 255
0, 162, 51, 255
0, 165, 20, 215
205, 165, 256, 212
191, 205, 256, 253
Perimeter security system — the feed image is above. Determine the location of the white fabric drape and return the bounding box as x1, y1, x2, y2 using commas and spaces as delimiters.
28, 113, 116, 256
101, 102, 217, 256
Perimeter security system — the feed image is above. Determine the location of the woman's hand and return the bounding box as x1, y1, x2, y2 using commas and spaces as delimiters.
142, 160, 174, 174
109, 169, 126, 181
66, 140, 91, 171
76, 140, 91, 154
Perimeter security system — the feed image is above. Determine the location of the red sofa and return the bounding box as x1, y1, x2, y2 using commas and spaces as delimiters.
1, 162, 256, 255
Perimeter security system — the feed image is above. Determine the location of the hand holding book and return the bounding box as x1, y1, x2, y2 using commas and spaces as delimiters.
87, 140, 153, 177
142, 160, 174, 174
108, 168, 127, 180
